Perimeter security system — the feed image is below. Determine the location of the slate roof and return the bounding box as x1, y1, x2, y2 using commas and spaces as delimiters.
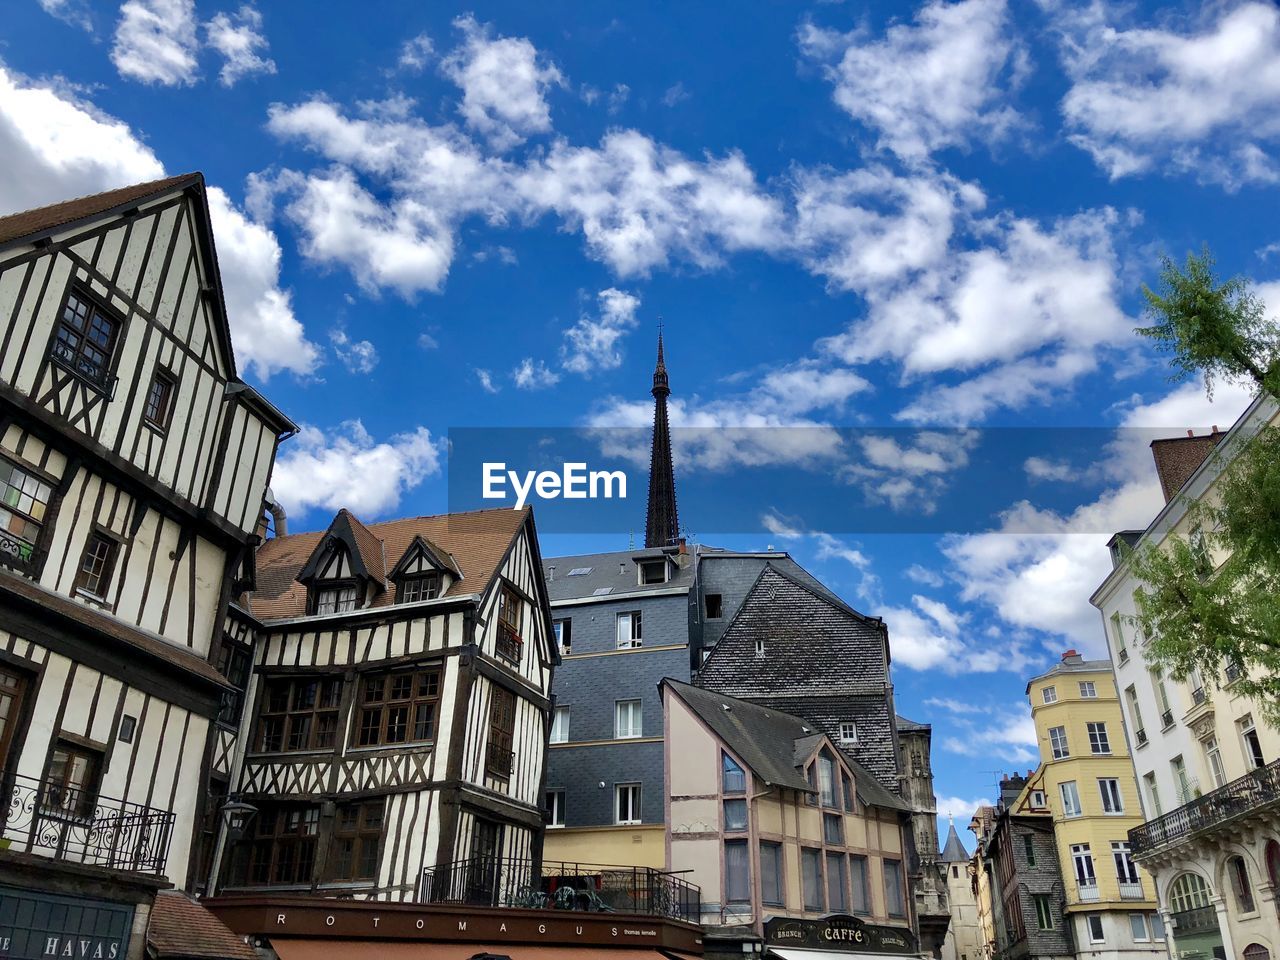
542, 547, 694, 602
249, 507, 529, 621
0, 173, 199, 248
147, 890, 256, 960
665, 679, 908, 811
941, 821, 970, 862
1026, 653, 1112, 692
897, 715, 930, 733
698, 564, 887, 696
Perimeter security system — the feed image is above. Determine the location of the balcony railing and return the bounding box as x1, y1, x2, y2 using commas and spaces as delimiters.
1077, 880, 1101, 902
1130, 757, 1280, 855
485, 747, 514, 779
420, 857, 700, 923
1160, 709, 1174, 729
1, 773, 174, 874
1118, 880, 1145, 900
1135, 728, 1148, 747
1170, 905, 1218, 935
1118, 648, 1130, 664
0, 529, 37, 571
1191, 687, 1207, 706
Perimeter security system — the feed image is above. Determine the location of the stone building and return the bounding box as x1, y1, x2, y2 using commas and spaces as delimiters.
898, 715, 952, 956
941, 819, 983, 960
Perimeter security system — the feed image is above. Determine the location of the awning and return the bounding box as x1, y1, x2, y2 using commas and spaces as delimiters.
768, 950, 919, 960
273, 941, 676, 960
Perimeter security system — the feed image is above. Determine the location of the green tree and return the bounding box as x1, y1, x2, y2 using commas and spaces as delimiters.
1127, 250, 1280, 723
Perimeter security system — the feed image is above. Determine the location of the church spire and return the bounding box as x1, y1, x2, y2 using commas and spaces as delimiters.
645, 326, 679, 548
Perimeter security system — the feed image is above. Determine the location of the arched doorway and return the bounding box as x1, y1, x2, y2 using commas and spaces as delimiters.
1168, 873, 1226, 960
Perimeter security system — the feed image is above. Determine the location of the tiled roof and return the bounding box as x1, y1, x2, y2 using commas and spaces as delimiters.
248, 507, 528, 621
340, 508, 388, 586
542, 547, 694, 602
147, 891, 256, 960
0, 174, 200, 248
1150, 431, 1224, 504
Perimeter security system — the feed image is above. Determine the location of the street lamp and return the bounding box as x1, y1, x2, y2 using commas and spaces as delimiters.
220, 799, 258, 842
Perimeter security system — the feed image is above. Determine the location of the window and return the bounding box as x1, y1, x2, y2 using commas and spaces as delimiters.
615, 782, 641, 824
842, 771, 855, 813
1129, 913, 1151, 942
884, 859, 905, 916
74, 532, 118, 599
1204, 735, 1226, 788
1144, 773, 1162, 816
615, 699, 643, 739
550, 705, 570, 744
818, 753, 837, 806
724, 839, 750, 902
724, 798, 748, 831
1072, 844, 1096, 884
1152, 668, 1173, 726
1034, 894, 1054, 930
1049, 726, 1069, 759
398, 573, 440, 604
496, 584, 524, 663
826, 853, 848, 912
552, 618, 572, 654
355, 668, 441, 747
722, 753, 746, 794
567, 567, 592, 576
754, 638, 765, 658
1113, 842, 1138, 884
638, 559, 668, 585
1111, 612, 1128, 662
0, 455, 53, 570
1151, 913, 1166, 940
1086, 914, 1105, 943
328, 801, 383, 881
546, 789, 565, 827
1079, 681, 1097, 698
0, 667, 31, 775
1031, 789, 1047, 809
314, 584, 357, 615
1022, 833, 1036, 866
1229, 856, 1256, 913
143, 370, 176, 429
216, 640, 252, 726
486, 686, 516, 778
1240, 715, 1266, 769
1043, 686, 1058, 704
248, 804, 320, 886
1099, 778, 1124, 814
256, 677, 342, 752
51, 288, 119, 391
761, 842, 784, 906
1126, 686, 1146, 745
802, 847, 823, 911
1172, 756, 1192, 803
1060, 781, 1082, 817
705, 593, 723, 619
43, 739, 102, 818
1087, 721, 1111, 754
823, 812, 843, 844
1169, 873, 1211, 913
615, 611, 642, 649
851, 855, 870, 914
839, 722, 858, 744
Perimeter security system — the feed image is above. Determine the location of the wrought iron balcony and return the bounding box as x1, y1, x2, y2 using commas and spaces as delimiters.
1191, 687, 1207, 706
1129, 757, 1280, 855
1160, 709, 1174, 729
1, 773, 174, 874
420, 857, 700, 923
1118, 880, 1145, 900
1135, 728, 1148, 747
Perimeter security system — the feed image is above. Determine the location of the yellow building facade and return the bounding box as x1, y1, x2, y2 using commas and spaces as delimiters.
1028, 652, 1168, 960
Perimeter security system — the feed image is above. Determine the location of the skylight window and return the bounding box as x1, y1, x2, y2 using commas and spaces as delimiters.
592, 587, 613, 596
568, 567, 593, 576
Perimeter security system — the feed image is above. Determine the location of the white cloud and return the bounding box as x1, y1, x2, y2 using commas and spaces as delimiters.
206, 4, 276, 87
38, 0, 94, 31
661, 82, 690, 107
0, 66, 317, 380
923, 696, 985, 714
399, 33, 434, 72
935, 795, 987, 825
330, 329, 378, 374
939, 705, 1039, 764
561, 287, 641, 374
418, 331, 440, 350
441, 14, 564, 150
881, 597, 968, 670
607, 83, 630, 115
513, 357, 560, 390
1055, 1, 1280, 188
905, 563, 944, 587
1024, 456, 1077, 482
762, 510, 806, 540
112, 0, 200, 86
271, 421, 443, 518
799, 0, 1025, 161
475, 368, 500, 394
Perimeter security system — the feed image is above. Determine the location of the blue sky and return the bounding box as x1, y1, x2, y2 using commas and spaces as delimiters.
5, 0, 1279, 847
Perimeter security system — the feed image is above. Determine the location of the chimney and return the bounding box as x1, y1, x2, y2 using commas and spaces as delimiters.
265, 491, 287, 538
547, 565, 555, 581
1062, 649, 1083, 665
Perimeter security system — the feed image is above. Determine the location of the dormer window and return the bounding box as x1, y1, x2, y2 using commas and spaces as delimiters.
399, 573, 440, 604
638, 559, 668, 585
315, 583, 357, 615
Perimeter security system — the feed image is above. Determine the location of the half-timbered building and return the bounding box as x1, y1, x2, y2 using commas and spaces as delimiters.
0, 175, 295, 959
211, 506, 557, 903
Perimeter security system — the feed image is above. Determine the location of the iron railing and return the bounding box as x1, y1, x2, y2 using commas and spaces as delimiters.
1, 773, 173, 874
1118, 880, 1145, 900
420, 857, 700, 922
1170, 905, 1218, 935
1135, 728, 1148, 747
1077, 880, 1100, 902
1160, 709, 1174, 729
1130, 757, 1280, 855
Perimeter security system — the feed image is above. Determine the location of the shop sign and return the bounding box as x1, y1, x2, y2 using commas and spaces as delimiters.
764, 914, 918, 954
0, 886, 133, 960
